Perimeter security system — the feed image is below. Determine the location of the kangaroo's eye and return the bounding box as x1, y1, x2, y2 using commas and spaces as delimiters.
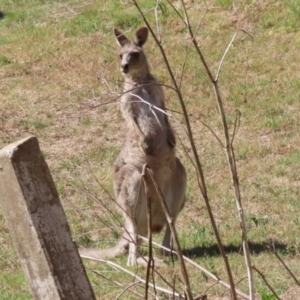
132, 52, 139, 59
119, 54, 123, 59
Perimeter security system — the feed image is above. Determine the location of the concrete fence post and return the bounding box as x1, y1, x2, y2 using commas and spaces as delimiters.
0, 136, 96, 300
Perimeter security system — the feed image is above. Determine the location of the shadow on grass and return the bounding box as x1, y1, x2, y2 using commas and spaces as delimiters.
183, 241, 299, 258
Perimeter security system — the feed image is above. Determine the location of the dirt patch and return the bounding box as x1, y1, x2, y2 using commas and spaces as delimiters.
282, 285, 300, 300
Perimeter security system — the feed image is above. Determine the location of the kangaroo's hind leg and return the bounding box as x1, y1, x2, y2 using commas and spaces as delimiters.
114, 163, 146, 266
161, 157, 187, 255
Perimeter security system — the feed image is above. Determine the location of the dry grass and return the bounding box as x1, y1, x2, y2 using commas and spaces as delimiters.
1, 0, 300, 299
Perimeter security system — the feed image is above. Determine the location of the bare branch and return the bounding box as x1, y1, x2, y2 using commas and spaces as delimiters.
216, 31, 238, 81
128, 92, 171, 117
179, 0, 215, 83
178, 11, 208, 90
115, 281, 144, 300
231, 109, 241, 144
166, 0, 185, 22
174, 1, 255, 298
154, 0, 162, 42
142, 164, 155, 300
88, 82, 178, 109
196, 117, 225, 149
173, 1, 240, 298
269, 242, 300, 286
138, 236, 250, 300
81, 258, 186, 299
253, 266, 282, 300
146, 166, 193, 300
87, 268, 144, 299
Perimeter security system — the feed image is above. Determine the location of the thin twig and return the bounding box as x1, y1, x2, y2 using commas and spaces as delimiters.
77, 183, 144, 248
167, 0, 208, 91
146, 166, 194, 300
215, 31, 238, 81
90, 82, 177, 108
85, 164, 184, 298
166, 0, 185, 22
174, 1, 240, 298
253, 266, 281, 300
87, 268, 144, 299
213, 43, 255, 300
231, 109, 241, 144
178, 38, 193, 90
179, 1, 214, 83
131, 0, 214, 262
142, 164, 154, 300
115, 281, 143, 300
134, 0, 241, 297
66, 186, 122, 239
128, 92, 171, 116
269, 242, 300, 286
176, 1, 256, 298
154, 0, 162, 42
138, 236, 250, 300
195, 117, 225, 149
81, 257, 186, 299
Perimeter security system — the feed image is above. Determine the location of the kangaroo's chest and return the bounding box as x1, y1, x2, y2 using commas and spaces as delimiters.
122, 87, 165, 129
122, 87, 159, 111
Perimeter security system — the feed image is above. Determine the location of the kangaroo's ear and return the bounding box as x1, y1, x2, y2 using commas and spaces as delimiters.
114, 28, 129, 47
133, 27, 148, 47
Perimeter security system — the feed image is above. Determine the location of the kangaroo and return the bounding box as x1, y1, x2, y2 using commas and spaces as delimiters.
80, 27, 186, 266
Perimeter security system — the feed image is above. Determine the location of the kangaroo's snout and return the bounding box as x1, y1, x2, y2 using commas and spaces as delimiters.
121, 63, 129, 74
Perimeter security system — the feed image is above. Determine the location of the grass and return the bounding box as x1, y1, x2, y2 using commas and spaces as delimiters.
1, 0, 300, 299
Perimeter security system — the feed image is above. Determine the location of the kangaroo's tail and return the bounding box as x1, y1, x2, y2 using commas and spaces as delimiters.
78, 238, 128, 260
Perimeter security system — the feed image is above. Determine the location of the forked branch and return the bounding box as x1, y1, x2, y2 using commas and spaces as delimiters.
178, 1, 255, 298
132, 1, 238, 299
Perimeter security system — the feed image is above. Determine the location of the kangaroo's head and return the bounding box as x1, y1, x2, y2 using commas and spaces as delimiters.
114, 27, 149, 78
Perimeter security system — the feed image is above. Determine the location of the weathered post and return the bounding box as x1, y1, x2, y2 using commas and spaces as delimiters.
0, 136, 96, 300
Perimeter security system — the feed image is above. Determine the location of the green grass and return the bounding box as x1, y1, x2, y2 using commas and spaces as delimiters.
1, 273, 32, 300
1, 0, 300, 299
